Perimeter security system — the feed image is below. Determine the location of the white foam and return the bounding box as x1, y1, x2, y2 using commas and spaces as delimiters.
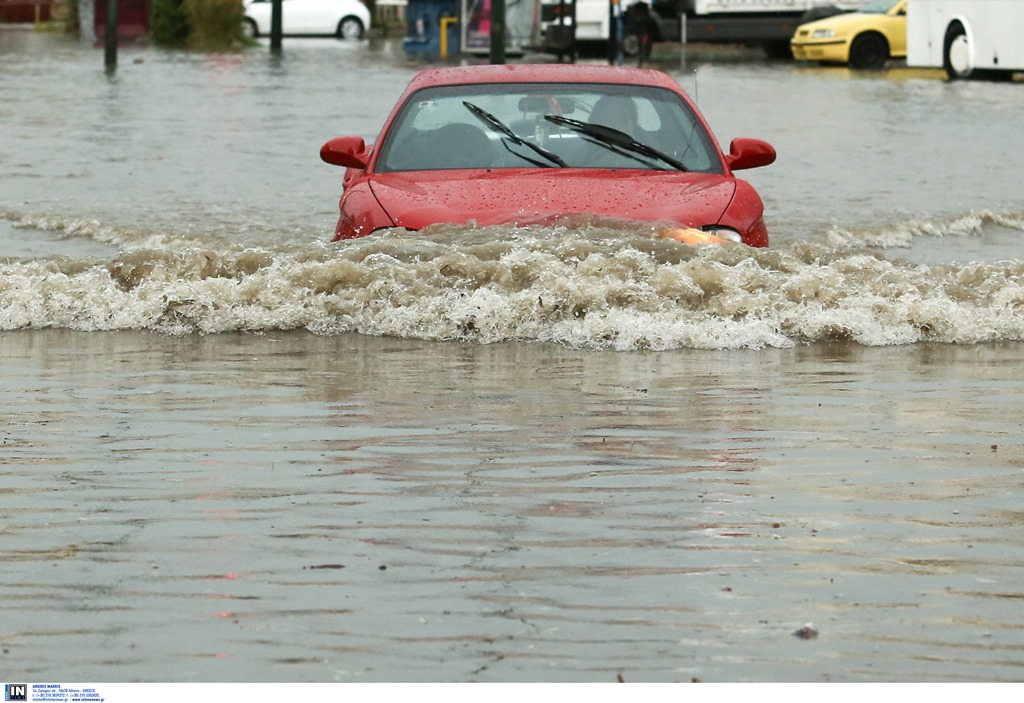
3, 219, 1024, 350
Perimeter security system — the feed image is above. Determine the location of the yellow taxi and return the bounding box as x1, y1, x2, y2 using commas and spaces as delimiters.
791, 0, 907, 70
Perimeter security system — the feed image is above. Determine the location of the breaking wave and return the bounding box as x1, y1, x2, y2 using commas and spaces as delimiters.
825, 209, 1024, 249
3, 211, 1024, 350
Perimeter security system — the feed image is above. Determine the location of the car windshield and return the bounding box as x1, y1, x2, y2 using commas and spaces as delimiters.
859, 0, 900, 13
374, 83, 722, 174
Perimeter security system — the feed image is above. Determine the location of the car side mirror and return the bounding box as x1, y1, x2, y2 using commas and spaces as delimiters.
724, 138, 776, 171
320, 136, 370, 169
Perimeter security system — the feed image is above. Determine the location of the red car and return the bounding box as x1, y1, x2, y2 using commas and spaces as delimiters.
320, 64, 776, 247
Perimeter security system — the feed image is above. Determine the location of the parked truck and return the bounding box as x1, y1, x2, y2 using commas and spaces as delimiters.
539, 0, 871, 58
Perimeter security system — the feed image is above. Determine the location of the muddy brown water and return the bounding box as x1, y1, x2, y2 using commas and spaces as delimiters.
2, 28, 1024, 682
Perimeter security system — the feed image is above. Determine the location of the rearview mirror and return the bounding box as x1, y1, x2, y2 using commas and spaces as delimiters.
320, 136, 370, 169
518, 96, 575, 114
724, 138, 776, 171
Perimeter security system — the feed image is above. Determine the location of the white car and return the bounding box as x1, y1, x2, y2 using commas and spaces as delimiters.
243, 0, 371, 40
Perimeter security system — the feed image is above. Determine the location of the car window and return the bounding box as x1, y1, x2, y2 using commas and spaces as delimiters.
374, 83, 722, 174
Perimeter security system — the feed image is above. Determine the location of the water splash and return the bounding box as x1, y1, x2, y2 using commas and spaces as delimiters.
3, 215, 1024, 350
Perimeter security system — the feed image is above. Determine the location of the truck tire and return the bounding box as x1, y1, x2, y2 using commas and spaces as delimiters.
763, 40, 793, 59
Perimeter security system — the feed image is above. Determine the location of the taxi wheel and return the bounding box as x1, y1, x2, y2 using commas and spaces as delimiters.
848, 33, 888, 70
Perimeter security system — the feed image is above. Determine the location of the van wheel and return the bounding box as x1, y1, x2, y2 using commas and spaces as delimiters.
622, 32, 640, 58
848, 32, 888, 70
943, 23, 972, 79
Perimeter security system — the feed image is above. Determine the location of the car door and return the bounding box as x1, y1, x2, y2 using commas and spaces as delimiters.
885, 0, 908, 57
283, 0, 328, 34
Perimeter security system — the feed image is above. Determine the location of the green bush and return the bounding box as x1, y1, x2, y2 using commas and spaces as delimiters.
151, 0, 243, 49
184, 0, 245, 50
151, 0, 189, 46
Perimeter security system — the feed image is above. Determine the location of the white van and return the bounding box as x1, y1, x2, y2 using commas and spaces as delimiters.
537, 0, 870, 59
907, 0, 1024, 79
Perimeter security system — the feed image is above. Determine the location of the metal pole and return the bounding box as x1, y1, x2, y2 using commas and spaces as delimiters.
678, 14, 687, 69
569, 0, 577, 61
104, 0, 118, 72
607, 0, 622, 65
608, 0, 613, 64
489, 0, 505, 64
271, 0, 283, 52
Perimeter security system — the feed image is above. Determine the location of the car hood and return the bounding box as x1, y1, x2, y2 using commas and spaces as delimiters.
803, 9, 896, 33
367, 170, 736, 230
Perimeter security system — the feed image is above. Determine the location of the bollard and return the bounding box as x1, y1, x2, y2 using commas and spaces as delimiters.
489, 0, 505, 64
271, 0, 282, 51
439, 16, 458, 58
104, 0, 118, 72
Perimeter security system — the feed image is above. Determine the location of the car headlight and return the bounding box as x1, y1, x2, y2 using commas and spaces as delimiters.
700, 226, 743, 244
656, 226, 744, 246
812, 28, 836, 39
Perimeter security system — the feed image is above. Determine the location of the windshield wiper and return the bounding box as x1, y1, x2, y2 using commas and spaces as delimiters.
543, 114, 689, 171
463, 101, 568, 168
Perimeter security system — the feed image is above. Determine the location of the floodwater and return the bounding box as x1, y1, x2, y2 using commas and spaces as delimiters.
2, 27, 1024, 683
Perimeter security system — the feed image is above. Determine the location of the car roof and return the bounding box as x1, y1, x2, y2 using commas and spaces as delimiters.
404, 64, 684, 92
